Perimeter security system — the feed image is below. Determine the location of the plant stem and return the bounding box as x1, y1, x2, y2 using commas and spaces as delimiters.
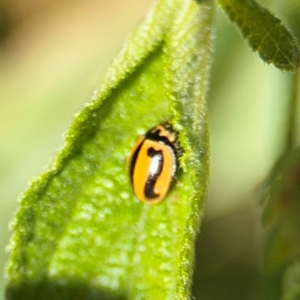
286, 71, 299, 152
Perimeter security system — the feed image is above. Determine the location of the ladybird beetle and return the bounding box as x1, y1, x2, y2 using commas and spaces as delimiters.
128, 123, 180, 204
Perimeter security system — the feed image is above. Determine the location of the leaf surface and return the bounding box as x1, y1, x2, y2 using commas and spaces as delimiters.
6, 0, 213, 299
218, 0, 300, 71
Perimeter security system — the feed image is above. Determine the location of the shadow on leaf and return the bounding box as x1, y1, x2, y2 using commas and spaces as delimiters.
6, 280, 128, 300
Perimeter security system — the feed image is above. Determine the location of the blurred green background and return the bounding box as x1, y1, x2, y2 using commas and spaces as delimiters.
0, 0, 299, 299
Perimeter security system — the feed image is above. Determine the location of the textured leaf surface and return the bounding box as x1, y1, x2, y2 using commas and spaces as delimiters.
6, 0, 213, 299
217, 0, 300, 72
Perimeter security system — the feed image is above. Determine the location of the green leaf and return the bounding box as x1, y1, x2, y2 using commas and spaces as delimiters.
282, 262, 300, 300
217, 0, 300, 72
261, 148, 300, 299
6, 0, 213, 299
262, 148, 300, 271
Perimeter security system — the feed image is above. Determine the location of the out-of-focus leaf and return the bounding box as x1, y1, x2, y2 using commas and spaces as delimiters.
217, 0, 300, 72
261, 148, 300, 299
282, 262, 300, 300
6, 0, 213, 299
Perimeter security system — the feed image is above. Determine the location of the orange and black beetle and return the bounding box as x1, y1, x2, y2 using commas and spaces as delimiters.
128, 123, 181, 204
